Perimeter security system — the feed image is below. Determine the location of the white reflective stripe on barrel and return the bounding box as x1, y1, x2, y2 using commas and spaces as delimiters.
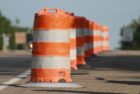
101, 31, 109, 37
70, 49, 76, 60
84, 29, 90, 36
94, 30, 101, 36
89, 42, 93, 49
70, 29, 76, 39
94, 41, 101, 48
102, 41, 109, 46
33, 30, 69, 42
89, 30, 93, 36
76, 29, 84, 37
32, 56, 70, 69
85, 42, 93, 50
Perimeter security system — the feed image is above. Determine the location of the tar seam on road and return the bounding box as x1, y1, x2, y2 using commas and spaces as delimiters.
0, 69, 30, 91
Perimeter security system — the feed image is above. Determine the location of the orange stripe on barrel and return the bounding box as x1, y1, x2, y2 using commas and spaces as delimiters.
32, 42, 70, 56
70, 38, 76, 49
101, 37, 109, 41
34, 15, 71, 30
90, 36, 101, 41
102, 46, 110, 51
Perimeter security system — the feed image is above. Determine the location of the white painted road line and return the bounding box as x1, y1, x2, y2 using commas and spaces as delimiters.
0, 70, 30, 91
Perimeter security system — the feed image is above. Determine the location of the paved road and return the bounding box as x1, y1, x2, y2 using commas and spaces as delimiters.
0, 52, 31, 83
0, 51, 140, 94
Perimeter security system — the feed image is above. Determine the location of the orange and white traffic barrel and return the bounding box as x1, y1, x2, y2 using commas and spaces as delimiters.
65, 12, 78, 70
91, 23, 101, 54
84, 20, 92, 58
31, 8, 72, 82
88, 21, 94, 56
97, 24, 102, 53
74, 16, 86, 65
101, 25, 109, 51
98, 24, 103, 53
89, 21, 94, 55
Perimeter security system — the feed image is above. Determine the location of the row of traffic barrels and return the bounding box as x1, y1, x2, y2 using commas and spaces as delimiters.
31, 8, 109, 83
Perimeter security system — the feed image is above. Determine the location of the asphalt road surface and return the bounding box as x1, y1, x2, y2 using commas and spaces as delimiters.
0, 51, 31, 84
0, 51, 140, 94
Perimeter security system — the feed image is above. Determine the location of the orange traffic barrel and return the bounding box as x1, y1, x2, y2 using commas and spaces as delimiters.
101, 25, 110, 51
91, 23, 101, 54
98, 24, 103, 53
89, 21, 95, 55
74, 16, 86, 65
88, 21, 94, 57
65, 12, 78, 70
31, 8, 72, 82
84, 19, 91, 58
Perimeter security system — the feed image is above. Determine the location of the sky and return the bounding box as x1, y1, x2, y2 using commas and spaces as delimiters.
0, 0, 140, 49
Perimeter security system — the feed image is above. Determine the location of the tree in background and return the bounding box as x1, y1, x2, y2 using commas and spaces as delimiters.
0, 11, 11, 49
0, 11, 11, 34
0, 11, 31, 50
120, 17, 140, 50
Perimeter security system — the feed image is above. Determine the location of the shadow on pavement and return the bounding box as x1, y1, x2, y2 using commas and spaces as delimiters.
107, 80, 140, 85
84, 55, 140, 71
33, 89, 125, 94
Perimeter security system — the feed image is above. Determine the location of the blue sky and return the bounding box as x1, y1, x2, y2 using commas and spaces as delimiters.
0, 0, 140, 49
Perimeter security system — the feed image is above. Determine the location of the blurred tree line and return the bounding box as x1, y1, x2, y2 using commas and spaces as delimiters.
0, 11, 32, 50
120, 17, 140, 50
